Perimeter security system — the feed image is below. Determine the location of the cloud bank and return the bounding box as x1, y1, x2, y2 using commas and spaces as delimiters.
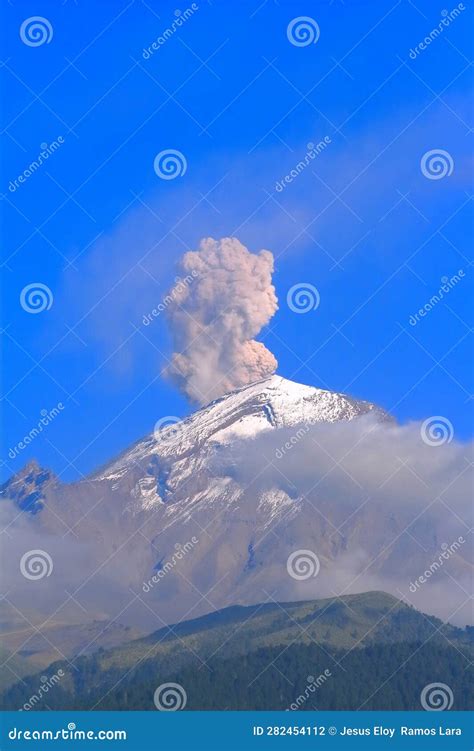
214, 416, 473, 624
164, 237, 278, 404
1, 417, 472, 629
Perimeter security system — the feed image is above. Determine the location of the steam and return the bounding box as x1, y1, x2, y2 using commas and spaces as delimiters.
164, 237, 278, 404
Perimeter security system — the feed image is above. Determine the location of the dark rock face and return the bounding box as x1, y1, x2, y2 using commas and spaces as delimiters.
0, 460, 57, 514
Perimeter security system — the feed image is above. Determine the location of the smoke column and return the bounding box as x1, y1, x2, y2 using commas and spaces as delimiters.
165, 237, 278, 404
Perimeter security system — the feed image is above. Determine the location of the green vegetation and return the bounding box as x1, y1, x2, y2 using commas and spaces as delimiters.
0, 647, 37, 692
2, 592, 472, 711
93, 641, 474, 711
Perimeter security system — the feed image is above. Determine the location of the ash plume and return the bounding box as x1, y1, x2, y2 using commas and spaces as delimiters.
165, 237, 278, 404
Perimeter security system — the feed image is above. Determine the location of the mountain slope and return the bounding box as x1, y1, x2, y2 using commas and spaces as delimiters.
1, 376, 470, 632
95, 642, 474, 711
2, 592, 472, 710
0, 647, 37, 692
0, 619, 143, 673
91, 375, 390, 486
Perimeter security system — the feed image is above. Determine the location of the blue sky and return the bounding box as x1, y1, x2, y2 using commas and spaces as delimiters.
1, 0, 472, 482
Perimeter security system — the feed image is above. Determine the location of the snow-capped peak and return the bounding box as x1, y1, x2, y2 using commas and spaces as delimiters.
94, 376, 388, 482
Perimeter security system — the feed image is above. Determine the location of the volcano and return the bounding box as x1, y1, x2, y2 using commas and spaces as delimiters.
1, 377, 470, 637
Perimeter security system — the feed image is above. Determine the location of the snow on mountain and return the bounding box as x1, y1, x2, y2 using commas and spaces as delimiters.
93, 375, 388, 488
1, 377, 470, 630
